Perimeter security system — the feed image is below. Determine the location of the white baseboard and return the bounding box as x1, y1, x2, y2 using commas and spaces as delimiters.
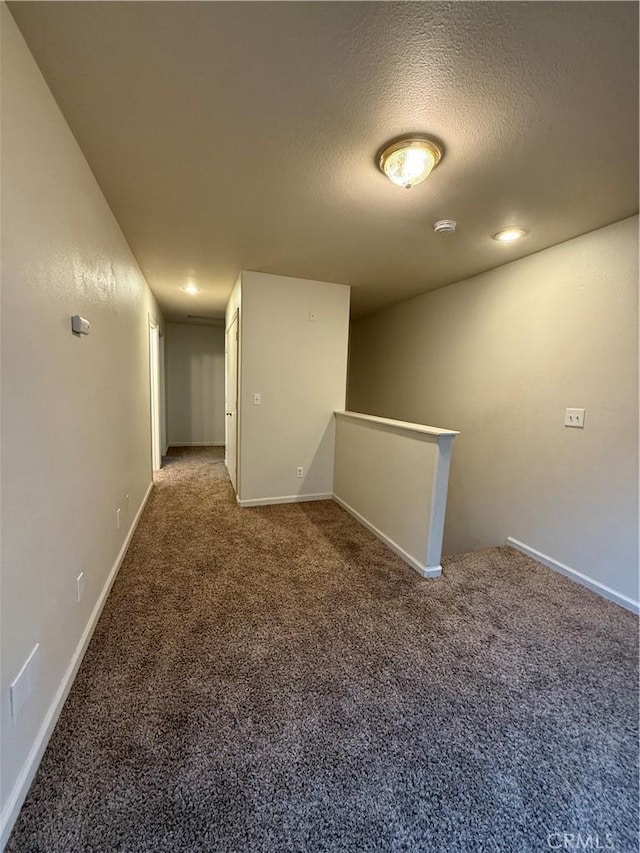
0, 482, 154, 850
168, 442, 225, 447
506, 537, 639, 614
333, 494, 441, 579
237, 492, 333, 508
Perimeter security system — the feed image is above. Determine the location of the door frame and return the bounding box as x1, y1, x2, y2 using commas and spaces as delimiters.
148, 317, 162, 473
158, 331, 167, 457
225, 309, 240, 492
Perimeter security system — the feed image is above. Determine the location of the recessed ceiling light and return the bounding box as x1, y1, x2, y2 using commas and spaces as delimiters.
378, 136, 443, 189
492, 227, 528, 243
182, 283, 200, 295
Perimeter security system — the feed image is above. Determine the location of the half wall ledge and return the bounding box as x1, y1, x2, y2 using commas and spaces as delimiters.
332, 411, 459, 578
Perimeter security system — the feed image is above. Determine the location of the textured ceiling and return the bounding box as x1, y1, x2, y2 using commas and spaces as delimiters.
8, 1, 639, 320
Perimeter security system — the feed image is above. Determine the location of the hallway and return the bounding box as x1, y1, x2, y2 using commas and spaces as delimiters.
7, 449, 638, 852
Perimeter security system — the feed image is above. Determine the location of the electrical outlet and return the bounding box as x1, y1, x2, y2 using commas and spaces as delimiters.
116, 507, 121, 529
296, 467, 304, 478
76, 572, 84, 603
253, 392, 262, 406
564, 408, 585, 428
309, 309, 318, 323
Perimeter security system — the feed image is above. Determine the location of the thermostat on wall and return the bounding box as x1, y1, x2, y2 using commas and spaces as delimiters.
71, 315, 90, 335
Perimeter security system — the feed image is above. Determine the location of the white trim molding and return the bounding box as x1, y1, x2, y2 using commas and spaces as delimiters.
334, 410, 459, 440
0, 482, 154, 849
237, 492, 333, 508
506, 537, 639, 614
334, 495, 442, 578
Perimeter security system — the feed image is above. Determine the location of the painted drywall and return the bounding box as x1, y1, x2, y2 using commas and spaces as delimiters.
0, 6, 163, 841
333, 413, 457, 576
166, 323, 225, 446
235, 272, 350, 504
9, 2, 639, 321
348, 216, 639, 605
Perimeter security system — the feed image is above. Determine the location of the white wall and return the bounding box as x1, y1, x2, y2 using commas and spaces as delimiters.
0, 6, 163, 841
166, 322, 225, 446
348, 217, 639, 606
235, 271, 350, 504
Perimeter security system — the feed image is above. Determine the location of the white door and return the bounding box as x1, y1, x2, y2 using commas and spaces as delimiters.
225, 312, 239, 492
149, 320, 162, 472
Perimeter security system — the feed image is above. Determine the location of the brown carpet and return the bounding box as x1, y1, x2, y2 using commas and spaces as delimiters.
7, 447, 639, 852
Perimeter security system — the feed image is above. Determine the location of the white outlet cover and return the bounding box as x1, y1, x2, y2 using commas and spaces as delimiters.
253, 392, 261, 405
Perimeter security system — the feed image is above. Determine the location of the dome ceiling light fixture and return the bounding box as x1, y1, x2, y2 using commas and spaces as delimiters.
378, 135, 444, 189
492, 227, 528, 243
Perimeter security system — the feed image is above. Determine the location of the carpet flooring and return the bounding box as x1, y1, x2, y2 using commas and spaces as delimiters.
7, 447, 639, 852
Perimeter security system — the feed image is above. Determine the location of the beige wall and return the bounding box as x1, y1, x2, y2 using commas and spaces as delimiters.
348, 216, 639, 605
166, 322, 225, 446
1, 6, 162, 839
236, 272, 350, 504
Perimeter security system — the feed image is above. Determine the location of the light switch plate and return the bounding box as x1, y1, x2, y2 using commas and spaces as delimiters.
564, 408, 585, 428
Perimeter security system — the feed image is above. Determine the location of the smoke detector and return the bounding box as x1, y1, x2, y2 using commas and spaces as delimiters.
433, 219, 457, 235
